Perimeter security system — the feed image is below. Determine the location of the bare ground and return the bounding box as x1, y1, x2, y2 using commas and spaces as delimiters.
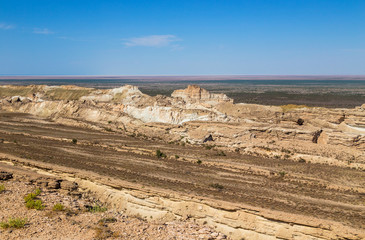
0, 112, 364, 234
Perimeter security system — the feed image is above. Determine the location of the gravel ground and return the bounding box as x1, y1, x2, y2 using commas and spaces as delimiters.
0, 171, 228, 240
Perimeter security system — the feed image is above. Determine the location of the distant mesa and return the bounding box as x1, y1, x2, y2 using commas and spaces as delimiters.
171, 85, 233, 103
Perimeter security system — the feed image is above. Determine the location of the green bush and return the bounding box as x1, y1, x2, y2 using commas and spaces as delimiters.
72, 138, 77, 144
196, 159, 202, 165
24, 188, 41, 202
24, 188, 44, 210
88, 205, 107, 213
0, 218, 27, 229
156, 149, 167, 159
26, 199, 44, 210
0, 184, 5, 193
52, 203, 65, 211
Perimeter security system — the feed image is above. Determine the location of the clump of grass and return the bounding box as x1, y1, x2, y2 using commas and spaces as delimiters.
196, 159, 202, 165
278, 171, 287, 177
156, 149, 167, 159
52, 203, 65, 211
24, 188, 44, 210
216, 150, 226, 156
24, 188, 41, 202
175, 155, 180, 159
88, 205, 107, 213
0, 184, 5, 193
0, 218, 27, 229
72, 138, 77, 144
26, 199, 45, 210
298, 158, 306, 163
209, 183, 224, 190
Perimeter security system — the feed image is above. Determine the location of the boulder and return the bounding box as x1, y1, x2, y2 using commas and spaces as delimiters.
0, 171, 13, 180
60, 180, 78, 191
317, 131, 329, 145
203, 134, 214, 143
47, 180, 61, 189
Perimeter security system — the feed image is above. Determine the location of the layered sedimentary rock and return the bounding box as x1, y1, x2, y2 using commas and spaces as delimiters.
0, 84, 364, 169
172, 84, 233, 104
1, 84, 365, 239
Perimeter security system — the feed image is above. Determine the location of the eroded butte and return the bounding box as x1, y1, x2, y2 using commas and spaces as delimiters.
0, 84, 364, 239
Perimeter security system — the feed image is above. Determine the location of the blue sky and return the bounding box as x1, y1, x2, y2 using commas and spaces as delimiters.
0, 0, 364, 75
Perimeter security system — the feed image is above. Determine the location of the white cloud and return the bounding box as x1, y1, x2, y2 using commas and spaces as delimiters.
0, 23, 15, 30
124, 35, 180, 47
33, 28, 54, 35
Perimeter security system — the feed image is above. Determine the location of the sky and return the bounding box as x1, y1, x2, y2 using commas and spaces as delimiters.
0, 0, 364, 75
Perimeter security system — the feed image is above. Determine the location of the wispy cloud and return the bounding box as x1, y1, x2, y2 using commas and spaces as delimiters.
0, 23, 15, 30
123, 35, 180, 47
33, 28, 54, 35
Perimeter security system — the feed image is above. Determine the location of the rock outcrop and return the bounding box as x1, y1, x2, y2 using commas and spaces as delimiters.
0, 84, 364, 170
171, 85, 233, 104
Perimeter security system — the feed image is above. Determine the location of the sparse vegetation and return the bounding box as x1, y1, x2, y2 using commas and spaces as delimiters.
209, 183, 224, 190
196, 159, 202, 164
24, 188, 41, 202
298, 158, 306, 163
279, 171, 287, 177
0, 218, 27, 229
26, 199, 45, 210
52, 203, 65, 211
0, 184, 5, 193
24, 188, 44, 210
175, 155, 180, 159
88, 204, 107, 213
72, 138, 77, 144
216, 150, 226, 156
156, 149, 167, 158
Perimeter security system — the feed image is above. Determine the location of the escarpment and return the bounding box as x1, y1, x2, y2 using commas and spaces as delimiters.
0, 84, 364, 170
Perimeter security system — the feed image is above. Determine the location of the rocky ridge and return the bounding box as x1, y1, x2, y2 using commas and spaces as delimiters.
0, 84, 364, 170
